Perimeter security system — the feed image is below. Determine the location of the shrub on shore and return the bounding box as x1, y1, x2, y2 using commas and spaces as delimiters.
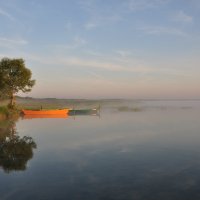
0, 106, 20, 120
0, 106, 9, 116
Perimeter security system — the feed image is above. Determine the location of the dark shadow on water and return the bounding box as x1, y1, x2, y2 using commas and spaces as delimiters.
0, 119, 37, 173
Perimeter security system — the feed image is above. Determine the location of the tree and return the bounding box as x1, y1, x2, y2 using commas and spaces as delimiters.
0, 58, 35, 107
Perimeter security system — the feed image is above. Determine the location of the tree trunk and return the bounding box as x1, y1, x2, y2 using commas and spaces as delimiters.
10, 93, 15, 107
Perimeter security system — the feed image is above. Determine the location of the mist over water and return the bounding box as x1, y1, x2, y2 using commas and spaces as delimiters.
0, 100, 200, 200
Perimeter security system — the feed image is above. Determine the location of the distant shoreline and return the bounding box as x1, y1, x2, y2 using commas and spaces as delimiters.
16, 96, 200, 101
1, 97, 200, 121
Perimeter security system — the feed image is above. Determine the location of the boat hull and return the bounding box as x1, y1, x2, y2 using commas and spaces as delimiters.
68, 108, 98, 116
23, 114, 68, 119
22, 109, 69, 115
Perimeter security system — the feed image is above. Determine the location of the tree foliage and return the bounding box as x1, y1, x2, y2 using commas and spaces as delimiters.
0, 58, 35, 105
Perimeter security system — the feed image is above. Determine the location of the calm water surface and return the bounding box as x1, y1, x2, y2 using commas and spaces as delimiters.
0, 101, 200, 200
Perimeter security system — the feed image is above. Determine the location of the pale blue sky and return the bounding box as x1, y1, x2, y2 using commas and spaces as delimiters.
0, 0, 199, 98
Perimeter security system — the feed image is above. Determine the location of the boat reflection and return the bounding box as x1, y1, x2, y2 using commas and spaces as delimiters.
0, 119, 37, 173
22, 114, 69, 119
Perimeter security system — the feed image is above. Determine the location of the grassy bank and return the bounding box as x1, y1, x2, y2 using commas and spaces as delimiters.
15, 97, 137, 109
0, 106, 21, 120
0, 106, 9, 120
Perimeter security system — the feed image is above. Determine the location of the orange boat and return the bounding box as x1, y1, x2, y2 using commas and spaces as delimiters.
23, 114, 69, 119
22, 109, 69, 115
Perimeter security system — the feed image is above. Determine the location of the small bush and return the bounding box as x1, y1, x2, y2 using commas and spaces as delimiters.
0, 106, 20, 120
0, 106, 9, 115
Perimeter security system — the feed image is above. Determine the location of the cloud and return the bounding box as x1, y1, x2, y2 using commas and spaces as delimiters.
2, 49, 198, 99
86, 70, 104, 79
84, 22, 98, 30
137, 25, 187, 36
0, 37, 28, 48
80, 0, 123, 30
74, 36, 87, 46
60, 57, 127, 71
85, 50, 103, 57
1, 47, 195, 82
84, 14, 122, 30
22, 53, 182, 77
0, 8, 15, 21
63, 36, 87, 49
67, 56, 196, 81
172, 11, 193, 23
128, 0, 169, 11
115, 50, 132, 58
0, 49, 150, 73
54, 36, 87, 50
80, 0, 170, 31
65, 21, 72, 31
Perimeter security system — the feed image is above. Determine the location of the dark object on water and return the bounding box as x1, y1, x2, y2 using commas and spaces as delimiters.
68, 108, 99, 116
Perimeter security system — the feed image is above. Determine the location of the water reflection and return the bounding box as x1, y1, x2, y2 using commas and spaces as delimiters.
0, 119, 36, 173
0, 101, 200, 200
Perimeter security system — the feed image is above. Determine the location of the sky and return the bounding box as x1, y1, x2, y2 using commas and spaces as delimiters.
0, 0, 200, 99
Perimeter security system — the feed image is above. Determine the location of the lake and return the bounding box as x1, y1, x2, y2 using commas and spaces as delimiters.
0, 100, 200, 200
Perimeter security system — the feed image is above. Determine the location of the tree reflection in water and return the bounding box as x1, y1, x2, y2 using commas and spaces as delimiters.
0, 119, 36, 173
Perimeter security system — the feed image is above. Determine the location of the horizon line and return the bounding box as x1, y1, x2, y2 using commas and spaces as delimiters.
16, 96, 200, 101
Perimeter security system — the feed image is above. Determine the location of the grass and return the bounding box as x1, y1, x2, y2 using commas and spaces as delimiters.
16, 97, 102, 110
0, 106, 9, 115
0, 104, 21, 120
